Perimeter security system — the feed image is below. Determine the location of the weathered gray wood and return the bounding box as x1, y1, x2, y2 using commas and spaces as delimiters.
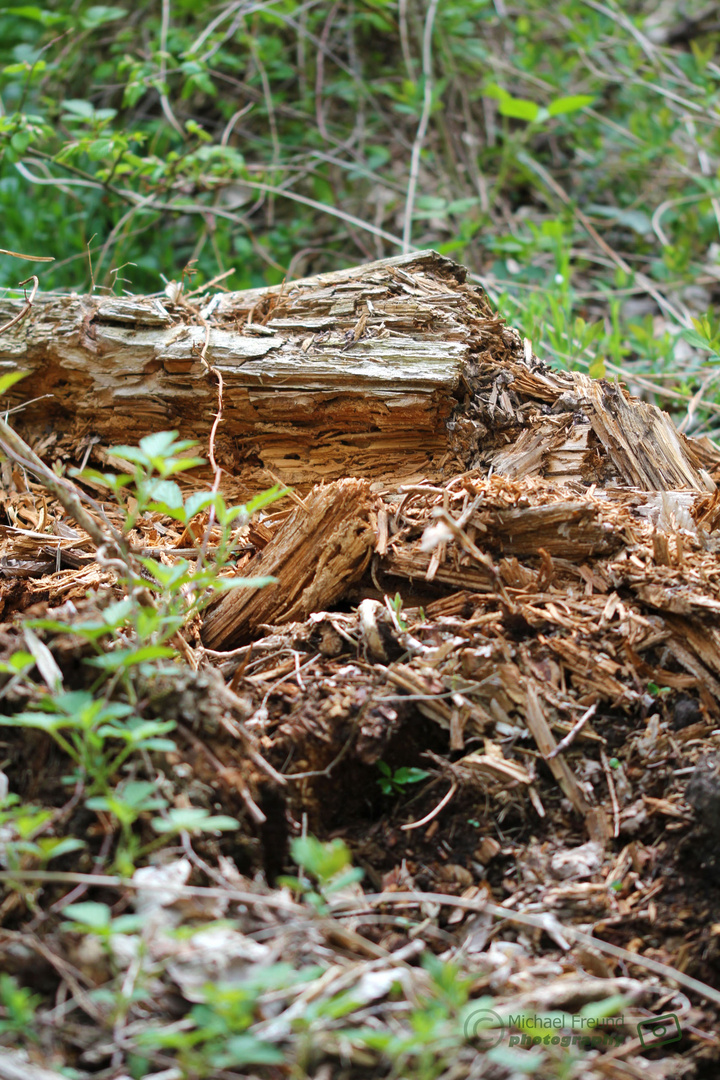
0, 250, 499, 490
1, 249, 718, 494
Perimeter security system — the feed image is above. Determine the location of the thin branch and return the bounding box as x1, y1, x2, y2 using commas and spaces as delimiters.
0, 248, 54, 262
158, 0, 184, 136
0, 420, 129, 562
334, 890, 720, 1008
401, 781, 457, 830
0, 868, 305, 912
402, 0, 440, 253
0, 275, 38, 335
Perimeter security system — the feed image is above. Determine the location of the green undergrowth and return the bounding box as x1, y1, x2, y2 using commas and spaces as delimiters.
0, 2, 716, 1074
0, 419, 281, 873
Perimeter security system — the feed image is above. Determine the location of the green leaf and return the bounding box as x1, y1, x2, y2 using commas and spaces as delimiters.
0, 711, 67, 733
223, 1035, 285, 1066
87, 137, 114, 160
242, 485, 288, 516
487, 1045, 542, 1073
5, 6, 66, 26
183, 491, 217, 519
35, 836, 85, 860
586, 204, 652, 235
579, 993, 628, 1020
27, 618, 111, 643
106, 445, 147, 466
291, 836, 352, 882
392, 767, 429, 785
62, 901, 112, 930
485, 84, 541, 122
96, 717, 176, 744
10, 130, 31, 154
0, 371, 28, 396
588, 356, 606, 379
139, 431, 194, 459
109, 913, 144, 934
547, 94, 595, 116
101, 600, 134, 628
85, 644, 177, 670
322, 866, 364, 894
81, 6, 127, 29
72, 468, 132, 494
152, 807, 239, 834
0, 651, 34, 674
86, 781, 167, 819
144, 479, 183, 510
62, 99, 96, 119
498, 96, 541, 121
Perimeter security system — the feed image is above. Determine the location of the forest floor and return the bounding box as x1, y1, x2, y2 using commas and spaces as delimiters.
2, 256, 720, 1080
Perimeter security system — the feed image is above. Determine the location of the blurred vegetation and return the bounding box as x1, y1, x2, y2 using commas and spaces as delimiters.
2, 1, 720, 431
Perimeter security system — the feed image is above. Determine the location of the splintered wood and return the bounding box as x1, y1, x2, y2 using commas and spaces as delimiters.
201, 478, 375, 650
5, 252, 720, 1069
1, 250, 718, 494
0, 251, 502, 490
3, 249, 720, 854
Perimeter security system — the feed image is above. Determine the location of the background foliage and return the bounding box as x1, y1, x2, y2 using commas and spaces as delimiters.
2, 0, 720, 430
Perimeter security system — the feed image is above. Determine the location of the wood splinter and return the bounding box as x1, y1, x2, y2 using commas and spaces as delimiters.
202, 477, 375, 651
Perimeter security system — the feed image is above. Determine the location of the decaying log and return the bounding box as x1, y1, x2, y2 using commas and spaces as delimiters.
202, 478, 375, 650
0, 251, 498, 490
1, 250, 718, 493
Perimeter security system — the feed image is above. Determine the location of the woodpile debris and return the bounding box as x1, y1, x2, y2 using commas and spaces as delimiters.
2, 251, 720, 1077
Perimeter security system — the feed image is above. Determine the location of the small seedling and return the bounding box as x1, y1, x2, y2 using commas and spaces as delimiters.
388, 592, 408, 631
0, 973, 41, 1042
377, 761, 430, 797
278, 835, 364, 911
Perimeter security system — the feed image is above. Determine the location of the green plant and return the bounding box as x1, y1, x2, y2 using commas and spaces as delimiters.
134, 965, 321, 1077
3, 0, 720, 436
61, 899, 144, 939
0, 791, 84, 870
0, 691, 176, 795
278, 835, 364, 912
389, 591, 409, 631
0, 428, 279, 873
331, 955, 478, 1080
71, 431, 281, 651
0, 973, 41, 1043
682, 312, 720, 362
377, 760, 430, 797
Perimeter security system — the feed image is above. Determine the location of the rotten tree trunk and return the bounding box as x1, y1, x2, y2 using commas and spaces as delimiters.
0, 251, 498, 491
1, 250, 717, 494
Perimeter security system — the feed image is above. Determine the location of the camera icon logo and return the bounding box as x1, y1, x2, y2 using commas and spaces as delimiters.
637, 1013, 682, 1048
463, 1008, 505, 1049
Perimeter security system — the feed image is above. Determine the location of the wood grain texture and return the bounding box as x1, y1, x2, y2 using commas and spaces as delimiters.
201, 478, 375, 650
1, 249, 717, 496
0, 251, 500, 490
